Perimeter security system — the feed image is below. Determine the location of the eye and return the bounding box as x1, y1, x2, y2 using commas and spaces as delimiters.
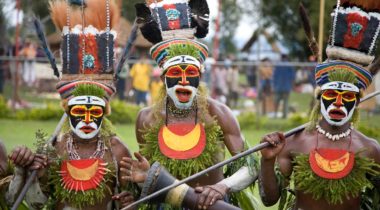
185, 66, 200, 76
342, 92, 356, 100
71, 108, 86, 115
323, 90, 338, 98
166, 66, 182, 77
90, 109, 103, 116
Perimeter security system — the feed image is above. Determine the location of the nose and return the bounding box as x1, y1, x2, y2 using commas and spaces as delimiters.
178, 73, 189, 85
333, 94, 344, 107
84, 111, 93, 124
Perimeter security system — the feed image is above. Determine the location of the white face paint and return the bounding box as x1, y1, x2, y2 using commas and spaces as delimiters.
70, 120, 102, 139
166, 84, 198, 109
320, 99, 355, 126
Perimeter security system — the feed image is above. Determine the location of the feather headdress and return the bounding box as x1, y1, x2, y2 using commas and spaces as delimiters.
135, 0, 210, 74
314, 0, 380, 92
47, 0, 119, 107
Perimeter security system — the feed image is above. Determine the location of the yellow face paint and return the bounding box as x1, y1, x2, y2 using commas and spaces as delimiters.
321, 90, 357, 102
70, 105, 104, 123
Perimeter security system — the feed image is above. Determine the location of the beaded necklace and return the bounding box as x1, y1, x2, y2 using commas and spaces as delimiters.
66, 133, 105, 160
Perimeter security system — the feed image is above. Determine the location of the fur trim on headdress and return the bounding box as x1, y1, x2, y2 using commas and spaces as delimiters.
326, 46, 374, 66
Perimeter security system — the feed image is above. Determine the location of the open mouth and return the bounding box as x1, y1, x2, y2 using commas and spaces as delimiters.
80, 126, 95, 134
328, 109, 346, 120
175, 88, 192, 103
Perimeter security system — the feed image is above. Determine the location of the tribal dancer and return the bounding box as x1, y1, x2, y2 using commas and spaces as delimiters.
6, 0, 136, 209
121, 0, 258, 209
259, 1, 380, 210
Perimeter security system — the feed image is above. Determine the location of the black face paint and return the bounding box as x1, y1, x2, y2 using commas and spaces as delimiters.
321, 90, 357, 122
69, 104, 104, 128
165, 76, 200, 88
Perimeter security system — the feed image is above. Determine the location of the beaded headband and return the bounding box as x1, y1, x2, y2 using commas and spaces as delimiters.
150, 38, 208, 72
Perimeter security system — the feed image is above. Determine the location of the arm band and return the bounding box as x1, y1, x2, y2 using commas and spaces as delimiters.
218, 166, 257, 192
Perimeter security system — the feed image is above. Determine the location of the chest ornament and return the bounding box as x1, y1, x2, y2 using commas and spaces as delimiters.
158, 123, 206, 159
309, 148, 354, 179
59, 158, 110, 192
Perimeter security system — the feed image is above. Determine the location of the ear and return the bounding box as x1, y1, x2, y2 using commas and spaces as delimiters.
314, 87, 322, 100
160, 74, 165, 82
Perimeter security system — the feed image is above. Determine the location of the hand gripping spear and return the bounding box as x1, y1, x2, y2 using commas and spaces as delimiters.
123, 90, 380, 210
11, 113, 67, 210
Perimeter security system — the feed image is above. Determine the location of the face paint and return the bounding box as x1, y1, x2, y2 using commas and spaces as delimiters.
320, 89, 357, 126
165, 64, 200, 109
69, 105, 104, 139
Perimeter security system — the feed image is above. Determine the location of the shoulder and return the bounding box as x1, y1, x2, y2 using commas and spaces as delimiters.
353, 130, 380, 157
136, 106, 155, 126
283, 129, 312, 155
138, 106, 154, 118
110, 136, 131, 159
207, 97, 232, 117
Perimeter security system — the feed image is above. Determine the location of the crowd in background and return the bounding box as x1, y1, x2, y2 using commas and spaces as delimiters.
1, 46, 379, 118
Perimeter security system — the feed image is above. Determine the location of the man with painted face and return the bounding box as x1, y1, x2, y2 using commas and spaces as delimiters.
6, 0, 138, 209
258, 1, 380, 209
121, 1, 258, 209
13, 82, 135, 210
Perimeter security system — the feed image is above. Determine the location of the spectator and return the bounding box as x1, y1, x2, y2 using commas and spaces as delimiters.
258, 58, 273, 115
245, 59, 257, 88
272, 54, 296, 119
226, 64, 239, 108
149, 66, 163, 105
213, 63, 228, 104
19, 41, 37, 87
116, 64, 129, 101
129, 54, 153, 106
0, 47, 6, 95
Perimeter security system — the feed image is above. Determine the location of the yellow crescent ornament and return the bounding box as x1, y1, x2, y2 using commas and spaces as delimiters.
314, 150, 350, 173
67, 159, 99, 181
162, 124, 201, 151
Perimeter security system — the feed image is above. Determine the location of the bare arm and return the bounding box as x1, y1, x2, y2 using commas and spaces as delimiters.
208, 99, 244, 155
259, 132, 290, 206
135, 107, 152, 149
111, 136, 132, 187
195, 99, 250, 208
367, 138, 380, 189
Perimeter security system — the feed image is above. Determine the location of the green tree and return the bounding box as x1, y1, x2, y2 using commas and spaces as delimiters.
122, 0, 141, 22
218, 0, 243, 55
260, 0, 335, 60
0, 0, 7, 46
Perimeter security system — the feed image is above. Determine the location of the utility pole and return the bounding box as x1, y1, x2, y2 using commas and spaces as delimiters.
12, 0, 22, 110
318, 0, 325, 63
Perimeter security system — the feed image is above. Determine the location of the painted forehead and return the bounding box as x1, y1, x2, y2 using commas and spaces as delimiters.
68, 96, 106, 107
321, 81, 359, 93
